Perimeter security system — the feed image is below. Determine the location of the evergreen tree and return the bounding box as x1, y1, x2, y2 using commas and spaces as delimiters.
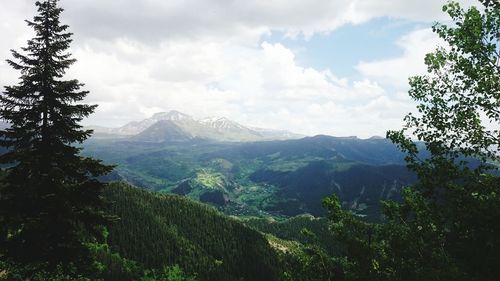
0, 0, 113, 275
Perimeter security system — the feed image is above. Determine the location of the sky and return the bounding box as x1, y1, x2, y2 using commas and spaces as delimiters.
0, 0, 479, 138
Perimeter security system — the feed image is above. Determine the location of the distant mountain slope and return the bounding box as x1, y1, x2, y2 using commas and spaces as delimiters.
245, 215, 335, 254
119, 111, 194, 136
200, 116, 250, 131
250, 162, 416, 218
199, 116, 264, 141
251, 127, 306, 140
203, 135, 411, 165
103, 182, 283, 281
132, 120, 194, 142
84, 135, 419, 220
89, 110, 302, 142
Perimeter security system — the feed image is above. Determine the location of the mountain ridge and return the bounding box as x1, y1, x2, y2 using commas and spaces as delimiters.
83, 134, 418, 220
89, 110, 304, 142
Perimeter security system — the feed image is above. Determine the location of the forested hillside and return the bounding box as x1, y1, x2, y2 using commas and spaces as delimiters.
101, 182, 284, 281
245, 215, 335, 254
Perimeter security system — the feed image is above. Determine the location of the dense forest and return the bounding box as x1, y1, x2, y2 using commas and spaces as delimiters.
0, 0, 499, 281
100, 182, 283, 281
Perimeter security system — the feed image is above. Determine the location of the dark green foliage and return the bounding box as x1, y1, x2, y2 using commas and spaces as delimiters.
246, 215, 336, 254
251, 162, 415, 218
383, 1, 500, 280
140, 265, 197, 281
199, 190, 228, 205
294, 2, 499, 281
322, 195, 382, 281
102, 182, 283, 281
126, 152, 193, 181
0, 0, 112, 276
0, 260, 94, 281
90, 241, 196, 281
90, 241, 144, 281
247, 216, 352, 280
284, 240, 340, 281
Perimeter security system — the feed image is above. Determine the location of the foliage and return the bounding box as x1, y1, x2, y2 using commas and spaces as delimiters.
0, 0, 113, 277
388, 0, 499, 164
0, 261, 95, 281
321, 195, 383, 281
101, 182, 283, 281
245, 215, 336, 254
384, 0, 500, 280
140, 265, 197, 281
0, 250, 195, 281
294, 1, 499, 281
285, 228, 343, 281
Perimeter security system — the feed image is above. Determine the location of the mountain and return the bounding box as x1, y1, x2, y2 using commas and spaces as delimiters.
100, 182, 284, 281
199, 116, 249, 131
197, 116, 264, 142
91, 111, 193, 137
83, 135, 419, 220
245, 215, 335, 254
251, 127, 306, 140
132, 120, 195, 142
89, 110, 302, 142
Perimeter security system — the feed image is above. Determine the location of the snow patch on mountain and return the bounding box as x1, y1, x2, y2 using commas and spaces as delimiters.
89, 110, 304, 141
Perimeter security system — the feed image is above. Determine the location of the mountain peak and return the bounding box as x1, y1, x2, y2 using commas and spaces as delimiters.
199, 116, 246, 130
132, 119, 193, 143
199, 116, 223, 123
152, 111, 193, 121
90, 110, 303, 141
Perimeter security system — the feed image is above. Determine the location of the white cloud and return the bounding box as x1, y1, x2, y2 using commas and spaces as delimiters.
62, 38, 401, 137
56, 0, 478, 41
0, 0, 480, 138
356, 28, 444, 88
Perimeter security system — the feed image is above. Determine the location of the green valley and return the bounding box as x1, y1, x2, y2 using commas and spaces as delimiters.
83, 133, 418, 220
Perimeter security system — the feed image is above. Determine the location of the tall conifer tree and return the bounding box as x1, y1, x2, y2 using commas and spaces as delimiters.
0, 0, 112, 272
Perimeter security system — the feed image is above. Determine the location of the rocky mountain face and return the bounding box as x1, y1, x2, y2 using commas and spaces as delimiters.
95, 111, 193, 136
90, 110, 304, 142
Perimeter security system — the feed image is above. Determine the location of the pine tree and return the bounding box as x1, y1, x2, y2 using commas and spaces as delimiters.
0, 0, 113, 274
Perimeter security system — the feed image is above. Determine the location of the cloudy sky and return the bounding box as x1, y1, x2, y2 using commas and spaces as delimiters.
0, 0, 479, 138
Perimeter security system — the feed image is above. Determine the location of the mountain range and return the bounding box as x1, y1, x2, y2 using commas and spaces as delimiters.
90, 110, 304, 142
83, 133, 422, 220
2, 110, 418, 220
